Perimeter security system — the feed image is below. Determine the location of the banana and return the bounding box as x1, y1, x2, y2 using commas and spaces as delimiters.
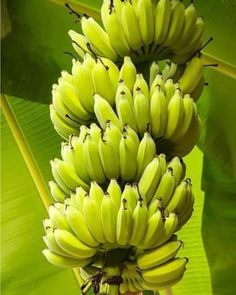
49, 181, 67, 202
142, 257, 188, 284
50, 158, 72, 194
153, 168, 176, 206
53, 229, 96, 259
149, 61, 160, 87
51, 158, 89, 192
166, 180, 189, 213
71, 59, 95, 113
147, 197, 163, 220
89, 181, 104, 205
101, 192, 117, 243
83, 123, 106, 183
115, 79, 133, 107
173, 102, 201, 157
190, 76, 206, 102
99, 125, 120, 179
74, 187, 87, 213
150, 85, 168, 139
42, 249, 91, 268
178, 56, 204, 93
122, 184, 139, 212
153, 0, 171, 46
137, 240, 183, 270
133, 73, 150, 101
136, 132, 156, 180
56, 79, 91, 121
107, 179, 122, 212
81, 15, 118, 61
49, 105, 79, 140
129, 199, 148, 246
167, 156, 185, 185
43, 230, 75, 258
70, 130, 92, 183
48, 205, 71, 231
138, 156, 166, 204
175, 16, 204, 56
101, 1, 130, 57
83, 194, 106, 243
65, 204, 100, 247
139, 209, 164, 249
68, 30, 91, 58
136, 0, 155, 47
133, 88, 150, 136
92, 60, 116, 106
172, 3, 198, 51
155, 212, 179, 247
83, 53, 96, 71
121, 1, 142, 51
119, 127, 139, 181
116, 198, 133, 246
115, 89, 137, 132
94, 94, 121, 130
150, 74, 165, 96
164, 78, 176, 102
163, 0, 185, 48
101, 57, 120, 90
165, 89, 184, 139
119, 56, 137, 91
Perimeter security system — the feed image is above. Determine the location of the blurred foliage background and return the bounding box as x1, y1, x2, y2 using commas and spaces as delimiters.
1, 0, 236, 294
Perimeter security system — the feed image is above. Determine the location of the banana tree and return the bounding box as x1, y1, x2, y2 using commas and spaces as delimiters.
1, 0, 236, 295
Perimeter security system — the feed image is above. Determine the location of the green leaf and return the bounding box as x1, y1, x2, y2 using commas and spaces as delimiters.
1, 96, 81, 294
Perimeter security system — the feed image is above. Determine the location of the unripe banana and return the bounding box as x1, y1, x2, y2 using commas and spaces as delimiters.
153, 0, 171, 45
142, 257, 188, 284
136, 132, 156, 180
147, 198, 163, 220
136, 0, 155, 47
115, 79, 133, 107
122, 184, 140, 212
133, 88, 150, 136
153, 167, 176, 206
129, 199, 148, 246
167, 156, 185, 185
165, 89, 184, 139
119, 56, 137, 91
89, 181, 104, 205
116, 198, 133, 246
83, 194, 106, 243
138, 156, 166, 204
42, 249, 91, 268
149, 61, 160, 87
150, 85, 168, 139
119, 128, 139, 181
150, 74, 165, 96
74, 186, 87, 213
101, 192, 117, 243
164, 78, 176, 103
121, 1, 142, 51
139, 209, 164, 249
166, 180, 189, 213
68, 30, 91, 58
137, 240, 183, 270
81, 15, 118, 61
54, 229, 96, 259
107, 179, 122, 212
83, 124, 106, 183
101, 1, 130, 57
65, 205, 99, 247
49, 181, 67, 202
94, 94, 121, 130
134, 73, 150, 101
48, 205, 71, 231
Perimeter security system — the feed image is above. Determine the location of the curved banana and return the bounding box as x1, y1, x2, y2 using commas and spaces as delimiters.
167, 156, 185, 185
49, 180, 67, 202
137, 240, 183, 270
119, 56, 137, 91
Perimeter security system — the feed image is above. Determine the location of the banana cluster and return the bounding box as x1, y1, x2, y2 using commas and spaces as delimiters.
68, 0, 204, 65
49, 123, 157, 196
51, 54, 202, 157
43, 175, 192, 292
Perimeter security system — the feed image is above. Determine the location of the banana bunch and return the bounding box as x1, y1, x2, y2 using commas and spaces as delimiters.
68, 0, 204, 65
50, 53, 120, 139
43, 170, 193, 262
49, 123, 157, 194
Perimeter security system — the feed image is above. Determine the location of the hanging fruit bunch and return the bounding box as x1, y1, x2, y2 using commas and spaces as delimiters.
43, 0, 209, 293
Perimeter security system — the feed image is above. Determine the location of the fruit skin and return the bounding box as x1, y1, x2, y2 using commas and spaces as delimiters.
137, 240, 183, 270
116, 199, 133, 246
42, 249, 91, 268
142, 257, 188, 284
